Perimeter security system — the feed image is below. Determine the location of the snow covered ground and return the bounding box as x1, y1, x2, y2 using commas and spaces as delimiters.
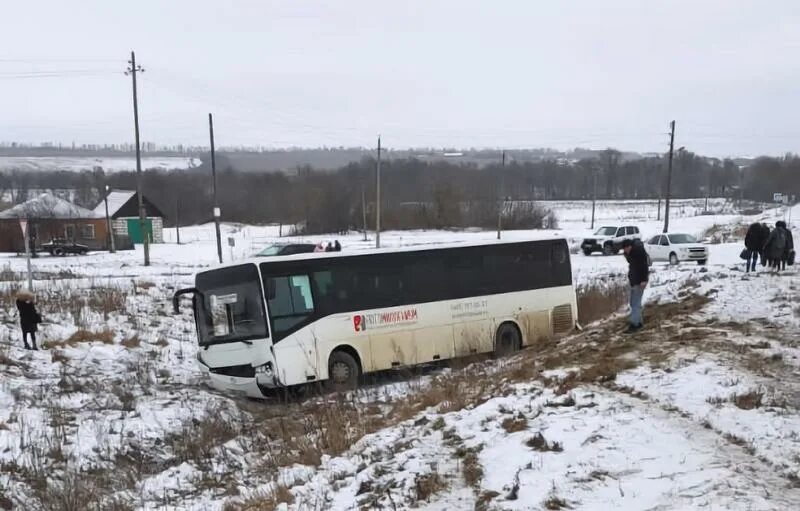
0, 156, 200, 173
0, 200, 797, 510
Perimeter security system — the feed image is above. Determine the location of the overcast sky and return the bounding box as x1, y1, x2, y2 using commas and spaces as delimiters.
1, 0, 799, 157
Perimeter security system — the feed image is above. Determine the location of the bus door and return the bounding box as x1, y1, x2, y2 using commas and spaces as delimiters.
263, 273, 322, 386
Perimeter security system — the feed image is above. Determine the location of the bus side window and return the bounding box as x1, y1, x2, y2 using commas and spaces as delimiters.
265, 274, 315, 340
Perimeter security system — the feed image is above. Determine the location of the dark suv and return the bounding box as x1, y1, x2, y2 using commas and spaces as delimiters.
41, 239, 90, 256
254, 243, 317, 257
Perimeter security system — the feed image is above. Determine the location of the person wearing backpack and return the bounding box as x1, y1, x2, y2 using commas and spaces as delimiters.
764, 221, 788, 272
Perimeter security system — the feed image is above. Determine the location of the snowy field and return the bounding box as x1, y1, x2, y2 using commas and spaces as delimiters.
0, 156, 201, 173
0, 199, 798, 510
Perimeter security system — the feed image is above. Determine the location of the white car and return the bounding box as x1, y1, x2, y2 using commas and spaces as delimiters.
645, 233, 708, 265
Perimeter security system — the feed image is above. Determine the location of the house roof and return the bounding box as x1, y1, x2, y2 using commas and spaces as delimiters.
93, 190, 136, 217
0, 193, 101, 220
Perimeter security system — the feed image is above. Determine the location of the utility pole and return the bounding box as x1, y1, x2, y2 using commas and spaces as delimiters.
657, 162, 662, 222
209, 113, 223, 264
497, 150, 505, 240
361, 185, 368, 242
663, 120, 675, 233
104, 185, 115, 253
591, 165, 597, 230
175, 198, 181, 245
375, 135, 381, 249
127, 51, 149, 266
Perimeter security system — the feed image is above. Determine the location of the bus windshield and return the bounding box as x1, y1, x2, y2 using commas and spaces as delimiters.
194, 264, 268, 346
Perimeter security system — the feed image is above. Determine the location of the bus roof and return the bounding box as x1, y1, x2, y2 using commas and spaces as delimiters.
205, 235, 569, 273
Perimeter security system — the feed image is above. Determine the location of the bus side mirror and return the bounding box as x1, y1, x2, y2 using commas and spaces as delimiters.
173, 288, 198, 315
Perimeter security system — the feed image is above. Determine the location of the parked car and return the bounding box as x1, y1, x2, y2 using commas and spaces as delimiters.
581, 225, 642, 255
254, 243, 317, 257
645, 233, 708, 265
41, 239, 89, 256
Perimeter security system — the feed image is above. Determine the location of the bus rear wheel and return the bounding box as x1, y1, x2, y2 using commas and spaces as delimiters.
326, 350, 360, 391
494, 323, 521, 357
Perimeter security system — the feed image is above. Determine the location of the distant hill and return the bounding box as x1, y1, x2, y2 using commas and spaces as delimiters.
0, 145, 755, 174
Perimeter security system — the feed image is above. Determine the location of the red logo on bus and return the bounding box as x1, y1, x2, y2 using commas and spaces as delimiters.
353, 315, 366, 332
353, 308, 417, 332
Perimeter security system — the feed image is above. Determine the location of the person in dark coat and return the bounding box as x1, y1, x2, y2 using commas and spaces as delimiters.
760, 223, 771, 267
777, 221, 794, 271
15, 290, 42, 350
744, 222, 770, 272
334, 240, 342, 252
764, 221, 790, 272
622, 238, 649, 333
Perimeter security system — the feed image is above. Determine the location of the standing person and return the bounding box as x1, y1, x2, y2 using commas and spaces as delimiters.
777, 221, 794, 271
744, 222, 763, 272
325, 242, 334, 252
622, 239, 649, 333
760, 223, 771, 267
763, 221, 788, 273
334, 240, 342, 252
15, 290, 42, 350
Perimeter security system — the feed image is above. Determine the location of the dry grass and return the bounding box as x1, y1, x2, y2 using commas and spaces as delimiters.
224, 483, 294, 511
454, 444, 484, 490
732, 390, 763, 410
413, 470, 448, 503
43, 329, 115, 349
544, 495, 570, 510
576, 281, 629, 325
501, 416, 528, 433
120, 335, 141, 349
526, 432, 563, 452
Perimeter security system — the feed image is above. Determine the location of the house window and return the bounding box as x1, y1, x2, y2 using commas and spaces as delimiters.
64, 225, 76, 240
80, 224, 96, 240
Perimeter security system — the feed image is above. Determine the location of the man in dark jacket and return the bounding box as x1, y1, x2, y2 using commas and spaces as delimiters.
622, 239, 649, 333
744, 222, 768, 272
15, 290, 42, 350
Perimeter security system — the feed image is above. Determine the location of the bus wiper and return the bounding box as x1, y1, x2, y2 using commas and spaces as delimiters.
201, 338, 254, 349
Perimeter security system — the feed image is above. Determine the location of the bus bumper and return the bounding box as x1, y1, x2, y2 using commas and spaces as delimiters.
196, 357, 266, 399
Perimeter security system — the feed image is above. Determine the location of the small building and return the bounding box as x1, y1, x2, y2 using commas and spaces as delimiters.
93, 190, 165, 244
0, 193, 108, 252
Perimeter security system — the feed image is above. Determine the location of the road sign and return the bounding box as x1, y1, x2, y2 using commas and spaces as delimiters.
227, 237, 235, 247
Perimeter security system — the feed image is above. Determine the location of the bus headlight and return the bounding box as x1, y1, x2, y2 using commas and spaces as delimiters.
255, 362, 274, 378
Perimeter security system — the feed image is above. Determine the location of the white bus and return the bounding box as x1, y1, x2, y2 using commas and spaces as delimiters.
174, 238, 577, 398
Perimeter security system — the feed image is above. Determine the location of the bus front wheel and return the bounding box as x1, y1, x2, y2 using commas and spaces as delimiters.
326, 350, 360, 391
495, 322, 522, 357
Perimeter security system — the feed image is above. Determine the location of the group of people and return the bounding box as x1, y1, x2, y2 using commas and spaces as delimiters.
315, 240, 342, 253
621, 219, 796, 334
744, 221, 795, 272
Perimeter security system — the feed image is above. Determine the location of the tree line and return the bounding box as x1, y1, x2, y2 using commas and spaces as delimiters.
1, 150, 797, 234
